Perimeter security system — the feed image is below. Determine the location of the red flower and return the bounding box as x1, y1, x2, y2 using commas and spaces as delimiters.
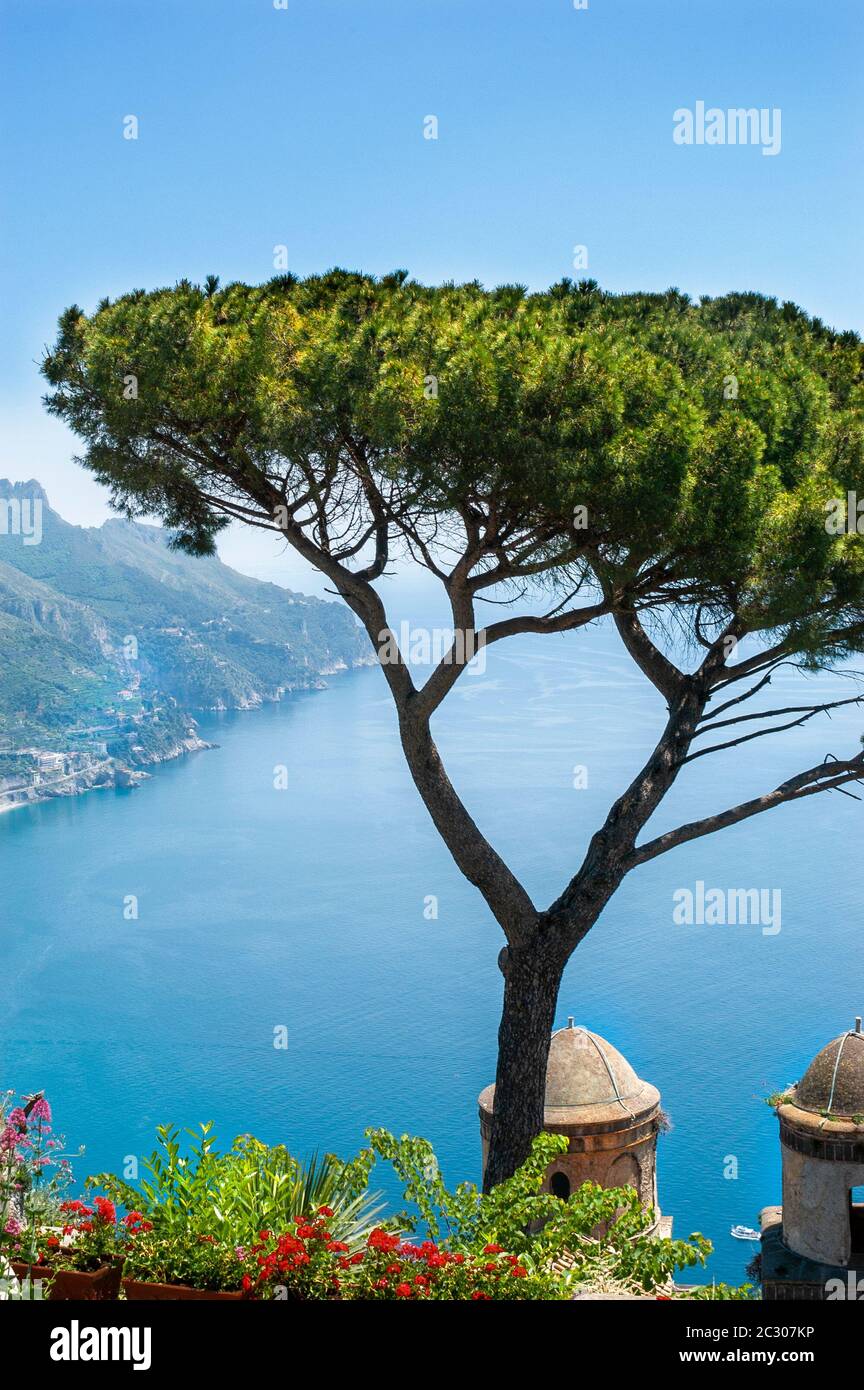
278, 1236, 304, 1255
483, 1243, 503, 1254
395, 1282, 412, 1298
123, 1211, 153, 1233
414, 1274, 429, 1287
375, 1278, 389, 1289
509, 1266, 527, 1279
484, 1262, 498, 1273
242, 1275, 253, 1292
46, 1235, 60, 1248
93, 1197, 117, 1225
368, 1228, 400, 1253
471, 1290, 490, 1300
258, 1230, 271, 1241
317, 1205, 334, 1218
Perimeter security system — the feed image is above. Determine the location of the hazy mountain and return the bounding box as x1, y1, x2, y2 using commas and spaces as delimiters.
0, 479, 367, 763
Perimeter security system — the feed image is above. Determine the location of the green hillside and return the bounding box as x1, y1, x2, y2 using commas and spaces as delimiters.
0, 479, 366, 754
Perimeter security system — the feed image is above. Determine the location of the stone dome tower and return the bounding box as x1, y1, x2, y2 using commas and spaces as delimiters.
762, 1019, 864, 1298
478, 1019, 666, 1223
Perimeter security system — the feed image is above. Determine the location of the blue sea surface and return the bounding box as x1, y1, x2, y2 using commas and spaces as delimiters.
3, 608, 863, 1284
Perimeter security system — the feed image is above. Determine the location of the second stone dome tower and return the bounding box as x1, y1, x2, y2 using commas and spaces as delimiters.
769, 1020, 864, 1276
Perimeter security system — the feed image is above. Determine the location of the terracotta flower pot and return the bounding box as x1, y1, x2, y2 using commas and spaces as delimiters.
12, 1260, 123, 1301
122, 1277, 245, 1301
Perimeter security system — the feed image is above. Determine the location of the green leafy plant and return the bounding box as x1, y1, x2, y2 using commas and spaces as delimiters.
11, 1116, 750, 1299
121, 1230, 255, 1292
365, 1129, 712, 1293
88, 1124, 218, 1236
684, 1281, 758, 1300
88, 1123, 385, 1249
765, 1089, 795, 1108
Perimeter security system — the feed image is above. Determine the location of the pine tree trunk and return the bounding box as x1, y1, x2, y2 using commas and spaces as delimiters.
483, 945, 566, 1191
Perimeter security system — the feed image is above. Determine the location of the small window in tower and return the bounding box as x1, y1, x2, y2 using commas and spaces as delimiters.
550, 1171, 571, 1201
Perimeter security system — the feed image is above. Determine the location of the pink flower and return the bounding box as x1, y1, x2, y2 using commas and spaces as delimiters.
30, 1099, 52, 1123
4, 1217, 22, 1237
7, 1109, 27, 1129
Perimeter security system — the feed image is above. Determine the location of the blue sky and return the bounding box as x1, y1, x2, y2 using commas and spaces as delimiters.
2, 0, 862, 584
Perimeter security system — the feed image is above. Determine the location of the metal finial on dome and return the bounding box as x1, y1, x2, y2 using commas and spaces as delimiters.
567, 1016, 574, 1029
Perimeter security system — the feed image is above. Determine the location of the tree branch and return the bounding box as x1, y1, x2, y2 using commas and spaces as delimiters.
410, 597, 613, 721
627, 753, 864, 869
685, 694, 864, 762
543, 679, 711, 948
612, 608, 685, 704
397, 709, 540, 946
699, 663, 796, 722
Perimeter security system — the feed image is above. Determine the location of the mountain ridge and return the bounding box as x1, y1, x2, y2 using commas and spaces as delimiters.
0, 480, 368, 810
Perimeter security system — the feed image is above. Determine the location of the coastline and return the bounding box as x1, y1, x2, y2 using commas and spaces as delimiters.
0, 660, 373, 817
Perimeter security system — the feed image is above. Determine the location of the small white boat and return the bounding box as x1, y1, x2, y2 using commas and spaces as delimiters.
731, 1224, 760, 1241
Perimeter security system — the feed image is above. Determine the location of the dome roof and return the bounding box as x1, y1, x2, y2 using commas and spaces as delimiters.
478, 1019, 660, 1128
545, 1022, 645, 1109
795, 1024, 864, 1118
